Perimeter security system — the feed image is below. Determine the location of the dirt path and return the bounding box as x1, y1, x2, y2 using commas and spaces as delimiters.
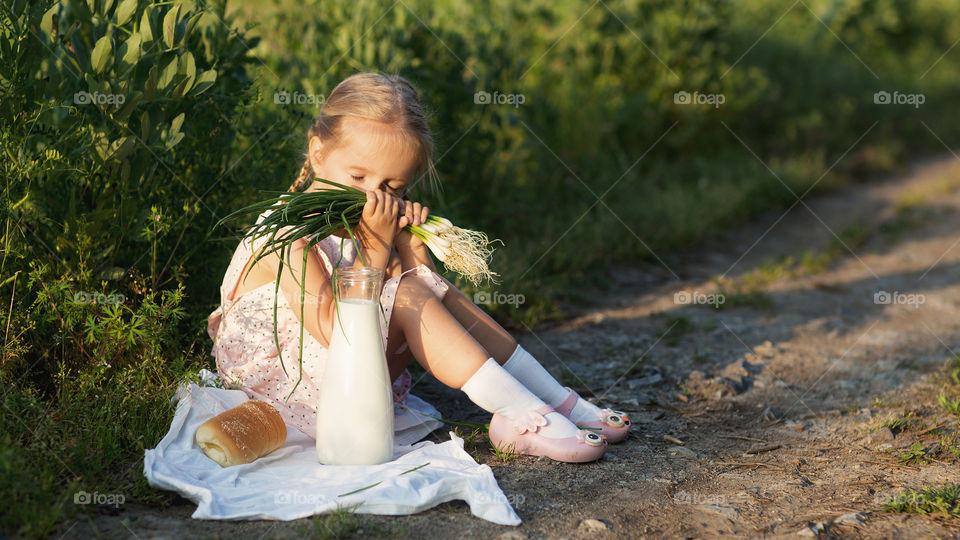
68, 156, 960, 539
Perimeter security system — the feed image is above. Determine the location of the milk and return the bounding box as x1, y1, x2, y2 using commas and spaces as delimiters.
315, 297, 395, 465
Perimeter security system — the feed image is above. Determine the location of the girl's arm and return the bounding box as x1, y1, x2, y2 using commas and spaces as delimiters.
395, 232, 437, 272
385, 249, 405, 279
253, 238, 337, 348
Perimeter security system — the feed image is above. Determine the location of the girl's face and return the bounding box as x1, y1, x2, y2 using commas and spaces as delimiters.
305, 116, 420, 198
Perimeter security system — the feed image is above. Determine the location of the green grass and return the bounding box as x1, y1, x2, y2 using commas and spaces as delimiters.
0, 361, 198, 537
618, 356, 647, 379
880, 484, 960, 518
945, 355, 960, 386
489, 441, 522, 464
941, 432, 960, 459
881, 412, 923, 435
452, 426, 488, 463
662, 315, 696, 346
938, 392, 960, 417
894, 442, 931, 465
716, 287, 774, 310
872, 397, 903, 409
296, 505, 401, 539
713, 222, 871, 304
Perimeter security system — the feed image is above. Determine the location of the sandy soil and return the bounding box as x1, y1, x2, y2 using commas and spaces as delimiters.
63, 156, 960, 539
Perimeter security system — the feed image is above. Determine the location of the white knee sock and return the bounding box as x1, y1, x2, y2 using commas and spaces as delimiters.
503, 345, 604, 424
460, 358, 579, 439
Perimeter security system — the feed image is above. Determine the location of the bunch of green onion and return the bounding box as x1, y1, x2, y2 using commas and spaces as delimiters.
215, 178, 499, 398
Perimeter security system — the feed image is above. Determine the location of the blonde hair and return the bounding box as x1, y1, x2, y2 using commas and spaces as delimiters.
287, 73, 438, 194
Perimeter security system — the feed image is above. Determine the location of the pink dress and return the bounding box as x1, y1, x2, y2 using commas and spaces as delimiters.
206, 207, 449, 437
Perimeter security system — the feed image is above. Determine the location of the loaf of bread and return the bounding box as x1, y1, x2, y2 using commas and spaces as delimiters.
195, 399, 287, 467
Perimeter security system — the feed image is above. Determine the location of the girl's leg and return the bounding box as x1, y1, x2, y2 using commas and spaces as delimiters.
437, 276, 517, 364
385, 318, 414, 382
385, 276, 514, 381
388, 276, 491, 388
387, 274, 581, 439
435, 276, 611, 425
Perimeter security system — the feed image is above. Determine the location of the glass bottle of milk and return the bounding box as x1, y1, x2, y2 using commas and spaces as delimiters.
316, 267, 394, 465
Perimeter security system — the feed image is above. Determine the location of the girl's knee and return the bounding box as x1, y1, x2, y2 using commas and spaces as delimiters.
396, 273, 433, 300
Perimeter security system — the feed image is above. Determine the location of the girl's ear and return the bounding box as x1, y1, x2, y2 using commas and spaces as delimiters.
308, 135, 325, 173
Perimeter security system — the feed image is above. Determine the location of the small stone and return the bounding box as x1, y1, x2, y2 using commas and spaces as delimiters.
580, 518, 608, 532
722, 359, 751, 378
628, 373, 662, 388
637, 391, 657, 405
753, 341, 775, 357
797, 523, 824, 537
863, 427, 895, 445
603, 452, 619, 461
834, 379, 855, 391
785, 420, 805, 432
667, 446, 698, 459
696, 504, 737, 518
834, 512, 865, 527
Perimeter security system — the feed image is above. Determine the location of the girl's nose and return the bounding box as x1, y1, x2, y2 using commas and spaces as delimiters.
362, 179, 388, 194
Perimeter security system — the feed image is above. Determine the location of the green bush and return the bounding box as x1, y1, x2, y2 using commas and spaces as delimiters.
0, 0, 264, 534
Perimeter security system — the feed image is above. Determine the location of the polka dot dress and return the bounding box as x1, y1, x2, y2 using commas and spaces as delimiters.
206, 208, 449, 438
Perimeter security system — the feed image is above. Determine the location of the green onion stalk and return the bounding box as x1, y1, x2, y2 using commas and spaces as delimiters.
215, 178, 500, 399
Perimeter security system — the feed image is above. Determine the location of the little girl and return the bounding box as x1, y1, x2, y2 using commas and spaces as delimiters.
206, 73, 630, 463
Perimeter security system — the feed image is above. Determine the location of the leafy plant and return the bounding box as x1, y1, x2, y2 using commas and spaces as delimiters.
938, 391, 960, 417
895, 442, 930, 465
881, 484, 960, 518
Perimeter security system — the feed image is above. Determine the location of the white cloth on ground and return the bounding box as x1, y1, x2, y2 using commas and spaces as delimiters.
142, 371, 521, 525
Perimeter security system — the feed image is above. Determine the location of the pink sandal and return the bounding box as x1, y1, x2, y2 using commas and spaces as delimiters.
554, 387, 631, 443
488, 405, 607, 463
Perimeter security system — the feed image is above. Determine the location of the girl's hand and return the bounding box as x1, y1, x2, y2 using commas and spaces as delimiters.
397, 199, 429, 229
395, 200, 429, 251
356, 190, 402, 250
